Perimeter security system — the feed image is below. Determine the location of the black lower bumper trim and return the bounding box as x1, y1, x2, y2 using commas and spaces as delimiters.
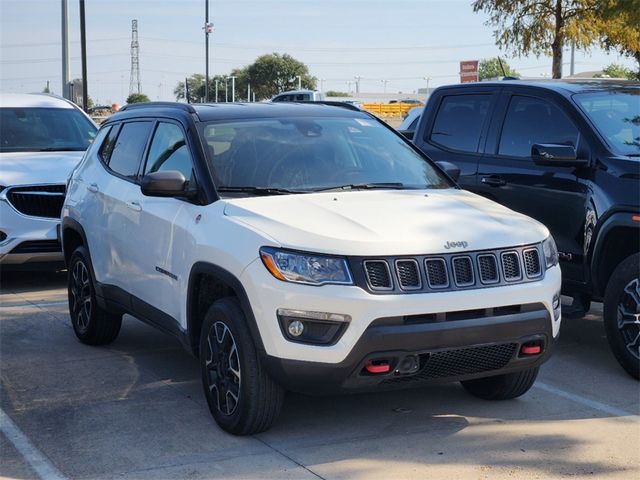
263, 307, 555, 394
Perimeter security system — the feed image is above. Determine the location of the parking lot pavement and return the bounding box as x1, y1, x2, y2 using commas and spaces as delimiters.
1, 271, 639, 480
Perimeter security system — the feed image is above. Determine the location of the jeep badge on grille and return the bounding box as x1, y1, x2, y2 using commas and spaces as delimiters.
444, 241, 469, 249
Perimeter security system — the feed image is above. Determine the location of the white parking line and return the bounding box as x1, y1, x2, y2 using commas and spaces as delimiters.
535, 381, 638, 418
0, 407, 68, 480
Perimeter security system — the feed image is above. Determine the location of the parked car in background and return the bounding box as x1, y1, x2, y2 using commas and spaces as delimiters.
0, 93, 97, 267
62, 101, 561, 435
342, 99, 363, 109
398, 106, 423, 133
271, 90, 325, 102
410, 80, 640, 379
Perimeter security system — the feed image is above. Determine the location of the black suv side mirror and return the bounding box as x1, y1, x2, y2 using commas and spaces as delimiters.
531, 144, 588, 167
141, 171, 187, 197
435, 161, 461, 182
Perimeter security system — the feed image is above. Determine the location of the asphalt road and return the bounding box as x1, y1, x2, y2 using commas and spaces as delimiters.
1, 270, 638, 480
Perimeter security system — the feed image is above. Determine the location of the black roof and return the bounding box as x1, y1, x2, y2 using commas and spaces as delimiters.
114, 101, 368, 123
440, 79, 639, 96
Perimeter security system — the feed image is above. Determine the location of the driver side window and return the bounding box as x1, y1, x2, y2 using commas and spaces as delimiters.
144, 122, 194, 186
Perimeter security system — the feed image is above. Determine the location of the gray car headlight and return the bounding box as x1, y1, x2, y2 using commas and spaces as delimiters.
542, 235, 559, 269
260, 247, 353, 285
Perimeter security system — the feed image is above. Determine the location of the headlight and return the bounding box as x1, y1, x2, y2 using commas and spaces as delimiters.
259, 247, 353, 285
542, 235, 559, 269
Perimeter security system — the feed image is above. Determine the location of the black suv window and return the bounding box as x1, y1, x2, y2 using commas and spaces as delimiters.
498, 95, 580, 157
107, 121, 152, 179
429, 94, 491, 153
144, 122, 194, 183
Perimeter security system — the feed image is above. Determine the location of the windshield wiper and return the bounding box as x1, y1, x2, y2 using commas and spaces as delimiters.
216, 186, 304, 196
310, 182, 411, 192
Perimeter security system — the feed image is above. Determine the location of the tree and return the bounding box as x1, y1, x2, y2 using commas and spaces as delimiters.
478, 58, 520, 80
594, 63, 635, 79
473, 1, 601, 79
244, 53, 316, 100
595, 1, 640, 79
126, 93, 150, 104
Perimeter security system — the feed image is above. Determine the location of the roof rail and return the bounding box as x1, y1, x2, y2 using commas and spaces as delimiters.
298, 100, 363, 112
119, 101, 196, 113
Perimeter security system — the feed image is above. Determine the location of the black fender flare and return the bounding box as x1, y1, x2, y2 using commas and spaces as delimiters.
589, 211, 639, 296
187, 261, 265, 357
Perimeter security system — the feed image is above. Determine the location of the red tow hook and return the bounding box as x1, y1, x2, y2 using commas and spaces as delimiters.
365, 360, 390, 374
520, 343, 542, 356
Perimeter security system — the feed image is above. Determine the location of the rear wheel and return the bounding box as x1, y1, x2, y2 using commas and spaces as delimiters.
200, 298, 284, 435
67, 246, 122, 345
603, 254, 640, 380
461, 367, 539, 400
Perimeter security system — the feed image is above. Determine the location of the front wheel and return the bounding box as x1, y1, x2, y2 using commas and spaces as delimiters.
67, 246, 122, 345
461, 367, 539, 400
200, 298, 284, 435
603, 253, 640, 380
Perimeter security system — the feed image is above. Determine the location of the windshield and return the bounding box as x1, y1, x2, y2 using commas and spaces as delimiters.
198, 116, 450, 194
0, 107, 97, 153
573, 89, 640, 156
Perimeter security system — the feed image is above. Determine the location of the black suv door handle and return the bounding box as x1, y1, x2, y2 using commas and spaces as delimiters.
481, 176, 507, 187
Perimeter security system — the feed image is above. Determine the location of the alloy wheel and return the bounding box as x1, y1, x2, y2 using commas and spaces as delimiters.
205, 321, 241, 415
70, 260, 92, 332
617, 278, 640, 361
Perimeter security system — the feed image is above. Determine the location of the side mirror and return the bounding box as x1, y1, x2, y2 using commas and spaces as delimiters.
531, 143, 588, 167
435, 160, 461, 182
141, 171, 187, 197
399, 130, 415, 141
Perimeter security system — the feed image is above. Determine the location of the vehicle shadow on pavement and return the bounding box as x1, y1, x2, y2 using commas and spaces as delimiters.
1, 271, 637, 479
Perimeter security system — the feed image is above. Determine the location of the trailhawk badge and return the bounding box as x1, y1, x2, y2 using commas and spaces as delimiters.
444, 241, 469, 249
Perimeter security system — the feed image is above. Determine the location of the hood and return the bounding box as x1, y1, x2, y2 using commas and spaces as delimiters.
223, 189, 549, 256
0, 151, 84, 187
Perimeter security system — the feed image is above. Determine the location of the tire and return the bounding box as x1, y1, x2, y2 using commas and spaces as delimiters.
200, 297, 284, 435
603, 253, 640, 380
67, 246, 122, 345
461, 367, 539, 400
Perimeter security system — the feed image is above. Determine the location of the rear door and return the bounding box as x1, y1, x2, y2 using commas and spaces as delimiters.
414, 87, 500, 190
475, 88, 591, 283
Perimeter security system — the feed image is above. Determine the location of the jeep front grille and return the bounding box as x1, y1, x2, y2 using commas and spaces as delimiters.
355, 243, 544, 294
6, 184, 66, 219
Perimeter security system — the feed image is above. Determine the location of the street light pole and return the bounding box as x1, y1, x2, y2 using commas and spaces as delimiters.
381, 79, 388, 94
224, 77, 228, 102
354, 75, 361, 94
229, 76, 236, 102
296, 75, 301, 90
79, 0, 88, 111
61, 0, 70, 99
423, 76, 431, 95
215, 79, 219, 102
204, 0, 210, 102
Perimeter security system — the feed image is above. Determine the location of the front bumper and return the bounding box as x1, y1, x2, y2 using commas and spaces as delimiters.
241, 259, 561, 393
0, 200, 62, 265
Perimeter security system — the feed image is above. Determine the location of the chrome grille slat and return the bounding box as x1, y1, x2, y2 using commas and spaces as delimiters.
364, 260, 393, 290
452, 256, 474, 286
395, 259, 421, 290
523, 248, 541, 278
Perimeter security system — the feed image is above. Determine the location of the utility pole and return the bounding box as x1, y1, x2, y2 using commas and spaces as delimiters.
354, 75, 361, 94
61, 0, 70, 99
224, 77, 228, 102
129, 20, 141, 95
215, 79, 219, 102
79, 0, 88, 111
570, 42, 575, 76
381, 79, 388, 94
296, 75, 301, 90
229, 76, 236, 102
204, 0, 214, 102
423, 76, 431, 95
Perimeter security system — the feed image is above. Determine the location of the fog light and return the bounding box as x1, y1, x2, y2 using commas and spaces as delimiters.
288, 320, 305, 337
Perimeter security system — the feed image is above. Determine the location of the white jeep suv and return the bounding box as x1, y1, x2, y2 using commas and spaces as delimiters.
0, 93, 96, 266
62, 102, 561, 435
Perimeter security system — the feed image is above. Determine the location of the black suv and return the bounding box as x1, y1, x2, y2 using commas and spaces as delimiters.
410, 80, 640, 379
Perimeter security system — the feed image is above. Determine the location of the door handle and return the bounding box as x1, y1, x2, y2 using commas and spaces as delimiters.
126, 201, 142, 212
481, 176, 507, 187
87, 183, 99, 193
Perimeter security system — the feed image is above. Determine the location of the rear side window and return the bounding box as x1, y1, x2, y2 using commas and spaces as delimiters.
498, 95, 580, 157
107, 121, 152, 179
144, 122, 194, 184
429, 94, 491, 153
98, 125, 117, 162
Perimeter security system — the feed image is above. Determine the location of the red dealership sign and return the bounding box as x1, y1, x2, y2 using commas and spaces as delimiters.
460, 60, 479, 83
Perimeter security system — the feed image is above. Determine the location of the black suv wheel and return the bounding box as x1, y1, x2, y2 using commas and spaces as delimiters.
200, 298, 284, 435
68, 246, 122, 345
604, 253, 640, 380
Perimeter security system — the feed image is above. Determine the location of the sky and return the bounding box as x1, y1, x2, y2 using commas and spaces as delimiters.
0, 0, 637, 105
